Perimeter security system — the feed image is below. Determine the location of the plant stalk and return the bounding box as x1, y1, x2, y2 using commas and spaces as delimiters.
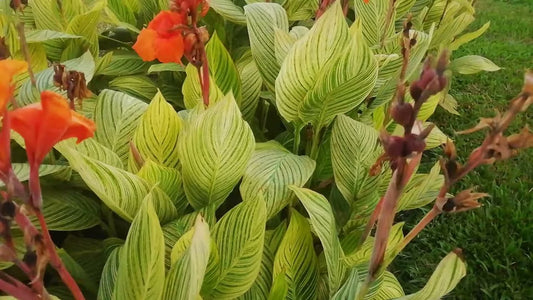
35, 211, 85, 300
0, 276, 39, 300
29, 166, 85, 300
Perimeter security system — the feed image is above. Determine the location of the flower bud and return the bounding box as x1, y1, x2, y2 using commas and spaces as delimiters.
381, 134, 406, 159
391, 102, 414, 127
405, 134, 425, 154
409, 83, 423, 101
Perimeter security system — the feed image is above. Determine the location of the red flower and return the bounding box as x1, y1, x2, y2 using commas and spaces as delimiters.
132, 11, 186, 63
10, 91, 96, 168
0, 59, 27, 182
0, 59, 27, 113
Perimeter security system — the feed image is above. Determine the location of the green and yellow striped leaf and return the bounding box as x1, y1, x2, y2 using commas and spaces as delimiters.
268, 275, 289, 300
331, 115, 383, 207
276, 2, 348, 125
137, 160, 187, 214
25, 30, 81, 42
131, 91, 182, 171
97, 247, 121, 300
94, 89, 148, 166
207, 199, 267, 298
354, 0, 395, 48
36, 189, 101, 231
332, 266, 402, 300
61, 147, 178, 223
398, 250, 467, 299
290, 186, 346, 295
240, 141, 315, 219
162, 215, 211, 300
244, 3, 289, 91
61, 2, 102, 59
30, 0, 65, 31
107, 0, 136, 25
283, 0, 318, 21
16, 51, 95, 105
109, 75, 158, 101
183, 32, 241, 108
343, 223, 405, 267
237, 245, 274, 300
276, 2, 378, 128
96, 52, 151, 76
273, 209, 319, 299
210, 0, 247, 25
236, 51, 263, 121
398, 162, 443, 211
450, 55, 500, 75
113, 195, 165, 300
182, 63, 225, 109
374, 271, 405, 299
179, 94, 255, 209
1, 164, 70, 188
56, 138, 123, 169
449, 22, 490, 51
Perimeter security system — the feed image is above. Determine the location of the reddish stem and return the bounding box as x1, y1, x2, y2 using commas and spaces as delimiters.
0, 276, 39, 300
367, 162, 404, 278
35, 211, 85, 300
316, 0, 332, 19
199, 46, 210, 107
28, 165, 85, 299
396, 205, 440, 255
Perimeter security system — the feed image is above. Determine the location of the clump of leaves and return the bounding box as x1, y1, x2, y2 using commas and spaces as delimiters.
0, 0, 527, 299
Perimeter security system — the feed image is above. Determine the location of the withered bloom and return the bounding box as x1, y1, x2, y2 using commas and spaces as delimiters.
9, 0, 28, 10
440, 189, 487, 213
0, 37, 10, 60
53, 64, 92, 107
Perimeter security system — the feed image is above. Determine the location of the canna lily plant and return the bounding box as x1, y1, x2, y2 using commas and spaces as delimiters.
0, 0, 529, 299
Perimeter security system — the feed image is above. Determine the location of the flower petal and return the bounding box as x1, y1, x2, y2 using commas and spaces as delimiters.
148, 11, 185, 37
0, 59, 27, 111
62, 110, 96, 143
34, 91, 72, 165
132, 29, 157, 62
154, 35, 184, 63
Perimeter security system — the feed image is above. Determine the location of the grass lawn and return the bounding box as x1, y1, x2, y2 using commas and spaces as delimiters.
391, 0, 533, 298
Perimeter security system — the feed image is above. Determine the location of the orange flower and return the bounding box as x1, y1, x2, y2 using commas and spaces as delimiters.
0, 59, 27, 182
0, 59, 28, 113
132, 11, 186, 63
10, 91, 96, 168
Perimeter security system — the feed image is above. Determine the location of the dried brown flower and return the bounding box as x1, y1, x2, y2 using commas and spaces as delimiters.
440, 188, 487, 213
52, 64, 92, 107
0, 37, 10, 60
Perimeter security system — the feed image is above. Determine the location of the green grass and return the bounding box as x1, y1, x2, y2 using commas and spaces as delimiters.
391, 0, 533, 298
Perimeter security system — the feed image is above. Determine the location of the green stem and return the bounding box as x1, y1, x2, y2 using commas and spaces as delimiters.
261, 100, 270, 134
293, 125, 302, 154
309, 127, 321, 160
